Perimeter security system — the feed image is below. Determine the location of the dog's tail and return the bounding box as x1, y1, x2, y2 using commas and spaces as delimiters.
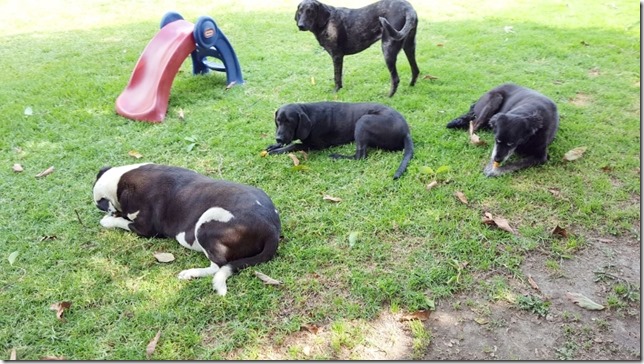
379, 12, 415, 41
393, 133, 414, 179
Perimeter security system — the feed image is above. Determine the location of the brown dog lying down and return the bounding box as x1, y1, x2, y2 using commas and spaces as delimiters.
93, 163, 281, 296
294, 0, 420, 97
446, 83, 559, 177
265, 101, 414, 179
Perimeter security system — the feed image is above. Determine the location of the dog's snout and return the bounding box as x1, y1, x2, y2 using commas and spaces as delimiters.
275, 136, 285, 145
297, 23, 307, 31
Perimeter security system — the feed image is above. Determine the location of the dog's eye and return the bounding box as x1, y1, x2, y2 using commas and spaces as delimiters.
506, 143, 514, 147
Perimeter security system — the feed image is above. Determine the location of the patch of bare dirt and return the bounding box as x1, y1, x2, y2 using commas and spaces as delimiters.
423, 236, 640, 360
226, 311, 414, 360
569, 92, 593, 107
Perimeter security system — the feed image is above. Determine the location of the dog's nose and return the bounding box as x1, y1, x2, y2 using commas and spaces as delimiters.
275, 136, 285, 145
298, 24, 306, 31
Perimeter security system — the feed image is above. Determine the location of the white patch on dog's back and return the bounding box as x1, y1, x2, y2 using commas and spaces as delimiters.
194, 207, 235, 247
93, 163, 150, 211
198, 207, 234, 225
256, 200, 263, 206
176, 231, 203, 252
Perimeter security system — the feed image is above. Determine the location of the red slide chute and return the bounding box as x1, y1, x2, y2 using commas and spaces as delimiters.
115, 20, 196, 123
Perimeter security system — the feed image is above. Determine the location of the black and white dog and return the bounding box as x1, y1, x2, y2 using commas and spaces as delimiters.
265, 102, 414, 179
295, 0, 420, 97
446, 83, 559, 177
93, 163, 281, 296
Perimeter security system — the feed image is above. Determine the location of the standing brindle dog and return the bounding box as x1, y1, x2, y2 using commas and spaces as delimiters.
295, 0, 420, 97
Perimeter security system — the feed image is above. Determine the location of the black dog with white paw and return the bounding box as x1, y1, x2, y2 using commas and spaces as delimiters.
447, 83, 559, 177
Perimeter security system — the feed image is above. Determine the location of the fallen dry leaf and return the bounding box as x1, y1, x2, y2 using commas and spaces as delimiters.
146, 330, 162, 358
566, 292, 605, 310
49, 301, 72, 321
40, 356, 65, 360
474, 317, 489, 325
551, 225, 568, 238
128, 150, 143, 159
287, 153, 300, 166
323, 194, 342, 203
35, 166, 55, 178
301, 323, 320, 334
12, 164, 23, 173
10, 348, 16, 360
593, 237, 615, 243
563, 146, 588, 162
254, 271, 282, 285
225, 81, 236, 90
527, 275, 540, 290
454, 191, 468, 205
178, 108, 185, 120
548, 188, 562, 198
260, 150, 269, 157
399, 310, 431, 322
436, 43, 444, 47
310, 76, 316, 85
423, 74, 439, 80
426, 180, 439, 190
482, 212, 516, 234
600, 165, 613, 172
153, 252, 175, 263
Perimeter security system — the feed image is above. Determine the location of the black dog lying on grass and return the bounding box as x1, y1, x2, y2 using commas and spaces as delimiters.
294, 0, 420, 97
446, 83, 559, 177
265, 102, 414, 179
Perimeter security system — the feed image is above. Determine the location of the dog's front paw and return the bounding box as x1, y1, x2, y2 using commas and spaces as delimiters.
178, 269, 199, 280
265, 143, 282, 152
483, 163, 502, 177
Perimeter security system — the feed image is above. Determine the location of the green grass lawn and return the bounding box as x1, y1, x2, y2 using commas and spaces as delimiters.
0, 0, 639, 360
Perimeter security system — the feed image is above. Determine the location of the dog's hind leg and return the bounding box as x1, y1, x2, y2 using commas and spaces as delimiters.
472, 92, 504, 130
446, 104, 476, 129
382, 39, 404, 97
402, 31, 420, 87
332, 55, 344, 92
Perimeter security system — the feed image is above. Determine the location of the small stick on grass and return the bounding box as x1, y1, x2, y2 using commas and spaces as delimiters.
75, 209, 87, 228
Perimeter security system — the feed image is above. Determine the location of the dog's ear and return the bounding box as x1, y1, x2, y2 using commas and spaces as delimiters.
294, 2, 301, 21
489, 114, 501, 130
96, 166, 111, 181
295, 110, 313, 141
314, 2, 331, 28
525, 113, 544, 135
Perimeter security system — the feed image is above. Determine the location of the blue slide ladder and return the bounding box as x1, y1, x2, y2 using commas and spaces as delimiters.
160, 12, 244, 85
